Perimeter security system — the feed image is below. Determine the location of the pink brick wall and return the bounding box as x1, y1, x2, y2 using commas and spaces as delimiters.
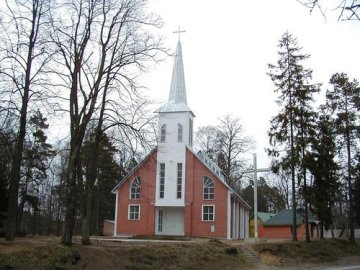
115, 151, 157, 236
185, 149, 228, 238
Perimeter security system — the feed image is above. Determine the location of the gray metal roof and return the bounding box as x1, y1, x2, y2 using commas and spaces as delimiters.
264, 209, 318, 226
155, 41, 194, 116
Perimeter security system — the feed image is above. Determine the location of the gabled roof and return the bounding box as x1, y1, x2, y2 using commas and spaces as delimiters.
263, 209, 318, 226
258, 212, 276, 223
190, 148, 251, 210
155, 41, 194, 116
111, 148, 157, 193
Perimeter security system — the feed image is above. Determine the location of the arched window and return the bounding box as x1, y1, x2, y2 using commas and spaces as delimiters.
203, 176, 214, 200
160, 124, 166, 142
178, 123, 183, 142
130, 177, 141, 199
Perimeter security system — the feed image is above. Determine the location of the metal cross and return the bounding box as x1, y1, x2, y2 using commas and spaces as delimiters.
173, 26, 186, 41
240, 154, 270, 243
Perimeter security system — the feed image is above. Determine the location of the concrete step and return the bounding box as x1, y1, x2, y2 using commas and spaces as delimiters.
240, 246, 261, 264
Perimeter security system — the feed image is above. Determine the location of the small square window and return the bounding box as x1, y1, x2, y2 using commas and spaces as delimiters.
202, 205, 215, 221
128, 205, 140, 220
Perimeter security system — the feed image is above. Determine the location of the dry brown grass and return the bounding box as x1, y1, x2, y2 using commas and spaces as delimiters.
253, 238, 360, 267
0, 237, 249, 270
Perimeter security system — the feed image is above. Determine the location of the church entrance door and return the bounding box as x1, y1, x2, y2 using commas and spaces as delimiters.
155, 207, 184, 236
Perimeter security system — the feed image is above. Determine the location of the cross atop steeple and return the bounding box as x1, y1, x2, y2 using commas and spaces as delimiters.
173, 26, 186, 42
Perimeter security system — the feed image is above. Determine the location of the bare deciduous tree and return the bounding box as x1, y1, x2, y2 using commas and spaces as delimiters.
50, 0, 164, 245
0, 0, 52, 241
298, 0, 360, 21
195, 115, 254, 189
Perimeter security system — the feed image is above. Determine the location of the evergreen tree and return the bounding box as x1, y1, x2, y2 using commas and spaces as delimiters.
306, 111, 341, 238
81, 132, 122, 236
267, 31, 320, 241
327, 73, 359, 243
241, 177, 286, 213
0, 127, 14, 235
354, 153, 360, 226
17, 111, 54, 235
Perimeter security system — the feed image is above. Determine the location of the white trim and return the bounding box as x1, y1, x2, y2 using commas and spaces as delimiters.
201, 204, 215, 222
203, 176, 214, 200
227, 190, 231, 239
177, 123, 183, 142
128, 204, 140, 220
160, 124, 166, 142
114, 191, 119, 236
129, 176, 141, 200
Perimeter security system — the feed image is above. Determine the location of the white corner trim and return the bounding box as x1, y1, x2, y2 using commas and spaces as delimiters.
114, 191, 118, 236
227, 190, 231, 239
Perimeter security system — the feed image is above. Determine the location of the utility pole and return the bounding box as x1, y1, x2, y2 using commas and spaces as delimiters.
240, 153, 270, 243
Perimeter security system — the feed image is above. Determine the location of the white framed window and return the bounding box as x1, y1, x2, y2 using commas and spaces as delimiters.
159, 163, 165, 198
177, 163, 182, 199
178, 123, 183, 142
202, 205, 215, 221
160, 124, 166, 142
130, 177, 140, 199
203, 176, 214, 200
158, 210, 163, 232
128, 204, 140, 220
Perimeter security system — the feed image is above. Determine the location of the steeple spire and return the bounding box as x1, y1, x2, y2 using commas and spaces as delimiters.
155, 37, 194, 116
168, 41, 187, 104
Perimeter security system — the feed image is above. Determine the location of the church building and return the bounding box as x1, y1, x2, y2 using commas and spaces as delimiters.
111, 39, 250, 239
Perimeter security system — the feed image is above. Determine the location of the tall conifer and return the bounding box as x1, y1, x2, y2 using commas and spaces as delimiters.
327, 73, 359, 244
267, 31, 319, 241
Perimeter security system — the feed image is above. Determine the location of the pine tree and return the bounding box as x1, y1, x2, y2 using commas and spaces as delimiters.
81, 132, 121, 237
306, 111, 341, 238
327, 73, 359, 244
17, 111, 54, 235
267, 31, 320, 241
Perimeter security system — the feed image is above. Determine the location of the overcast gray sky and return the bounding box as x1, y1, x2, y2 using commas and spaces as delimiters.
142, 0, 360, 168
1, 0, 358, 169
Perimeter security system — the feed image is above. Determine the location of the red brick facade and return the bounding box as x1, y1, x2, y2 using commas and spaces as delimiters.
114, 148, 232, 238
263, 224, 318, 239
115, 150, 157, 236
185, 149, 228, 238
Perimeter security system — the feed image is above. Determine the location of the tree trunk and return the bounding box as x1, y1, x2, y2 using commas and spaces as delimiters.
82, 132, 101, 244
289, 94, 297, 242
320, 221, 324, 239
61, 145, 80, 245
346, 132, 355, 244
304, 168, 310, 242
5, 94, 29, 241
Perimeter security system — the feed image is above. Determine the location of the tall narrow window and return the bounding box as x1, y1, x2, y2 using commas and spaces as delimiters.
202, 205, 215, 221
130, 177, 140, 199
177, 163, 182, 199
159, 163, 165, 198
177, 124, 183, 142
189, 118, 193, 145
158, 210, 163, 232
160, 124, 166, 142
203, 176, 214, 200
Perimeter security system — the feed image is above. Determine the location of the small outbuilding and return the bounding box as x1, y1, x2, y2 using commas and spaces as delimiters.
103, 220, 115, 236
249, 212, 276, 237
262, 209, 319, 239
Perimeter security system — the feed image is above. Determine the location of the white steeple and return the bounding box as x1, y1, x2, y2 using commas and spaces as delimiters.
155, 41, 194, 116
155, 38, 194, 209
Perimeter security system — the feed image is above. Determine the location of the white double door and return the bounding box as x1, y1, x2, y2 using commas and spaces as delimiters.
156, 207, 184, 236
